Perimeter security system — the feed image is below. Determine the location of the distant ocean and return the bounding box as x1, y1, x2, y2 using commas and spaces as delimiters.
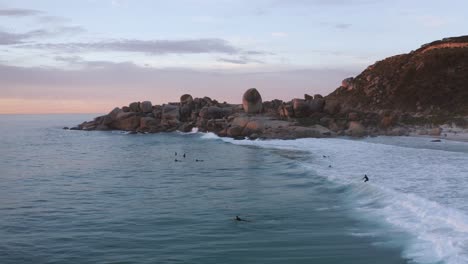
1, 114, 467, 264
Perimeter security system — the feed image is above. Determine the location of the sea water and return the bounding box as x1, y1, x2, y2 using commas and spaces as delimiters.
1, 115, 467, 264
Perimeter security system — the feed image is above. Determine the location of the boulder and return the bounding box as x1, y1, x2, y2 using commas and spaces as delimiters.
304, 94, 313, 101
178, 122, 195, 133
139, 117, 158, 130
129, 102, 140, 112
293, 99, 311, 118
346, 121, 367, 137
342, 77, 354, 90
314, 94, 323, 99
114, 116, 140, 131
108, 107, 122, 120
95, 115, 113, 126
262, 99, 283, 115
227, 125, 243, 138
245, 120, 264, 133
122, 106, 130, 112
279, 103, 294, 118
140, 101, 153, 113
231, 116, 250, 128
180, 104, 193, 121
152, 110, 162, 120
242, 88, 263, 114
162, 105, 179, 120
116, 111, 137, 120
309, 98, 325, 113
180, 94, 193, 105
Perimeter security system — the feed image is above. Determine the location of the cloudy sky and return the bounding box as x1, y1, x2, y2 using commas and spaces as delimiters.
1, 0, 466, 113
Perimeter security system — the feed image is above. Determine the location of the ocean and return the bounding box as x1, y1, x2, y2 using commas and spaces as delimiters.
1, 114, 467, 264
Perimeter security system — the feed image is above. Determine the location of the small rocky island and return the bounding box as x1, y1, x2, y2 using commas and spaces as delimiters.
74, 36, 468, 139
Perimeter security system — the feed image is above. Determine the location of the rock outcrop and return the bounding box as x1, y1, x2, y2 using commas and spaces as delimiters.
73, 36, 468, 140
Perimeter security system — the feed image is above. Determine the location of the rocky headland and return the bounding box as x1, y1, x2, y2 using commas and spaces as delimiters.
73, 36, 468, 140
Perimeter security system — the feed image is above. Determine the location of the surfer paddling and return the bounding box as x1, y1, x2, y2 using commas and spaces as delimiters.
235, 216, 250, 222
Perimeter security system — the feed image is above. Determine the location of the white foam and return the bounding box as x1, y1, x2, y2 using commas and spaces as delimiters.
200, 132, 221, 140
213, 136, 468, 264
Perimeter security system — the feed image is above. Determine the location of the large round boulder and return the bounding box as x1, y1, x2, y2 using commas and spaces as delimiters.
242, 88, 263, 114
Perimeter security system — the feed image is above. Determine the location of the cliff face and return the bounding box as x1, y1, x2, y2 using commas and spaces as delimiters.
329, 36, 468, 115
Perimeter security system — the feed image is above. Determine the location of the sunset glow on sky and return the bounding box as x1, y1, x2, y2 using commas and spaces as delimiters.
1, 0, 467, 113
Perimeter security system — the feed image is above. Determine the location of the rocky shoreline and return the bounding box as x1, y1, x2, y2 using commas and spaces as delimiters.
71, 87, 467, 140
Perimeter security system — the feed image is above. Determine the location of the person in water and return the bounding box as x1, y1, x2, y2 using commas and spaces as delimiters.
183, 153, 186, 158
363, 174, 369, 182
235, 216, 250, 222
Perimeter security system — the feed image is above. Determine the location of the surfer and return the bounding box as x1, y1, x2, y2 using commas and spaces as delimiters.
195, 159, 204, 162
235, 216, 250, 222
328, 165, 332, 168
175, 152, 177, 156
183, 153, 186, 158
363, 174, 369, 182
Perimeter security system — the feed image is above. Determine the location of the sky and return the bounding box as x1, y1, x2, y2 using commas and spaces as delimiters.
0, 0, 467, 114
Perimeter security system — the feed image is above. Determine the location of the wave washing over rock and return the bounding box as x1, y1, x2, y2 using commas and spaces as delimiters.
73, 36, 468, 139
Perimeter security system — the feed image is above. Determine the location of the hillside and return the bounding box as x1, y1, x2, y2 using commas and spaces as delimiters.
328, 36, 468, 115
